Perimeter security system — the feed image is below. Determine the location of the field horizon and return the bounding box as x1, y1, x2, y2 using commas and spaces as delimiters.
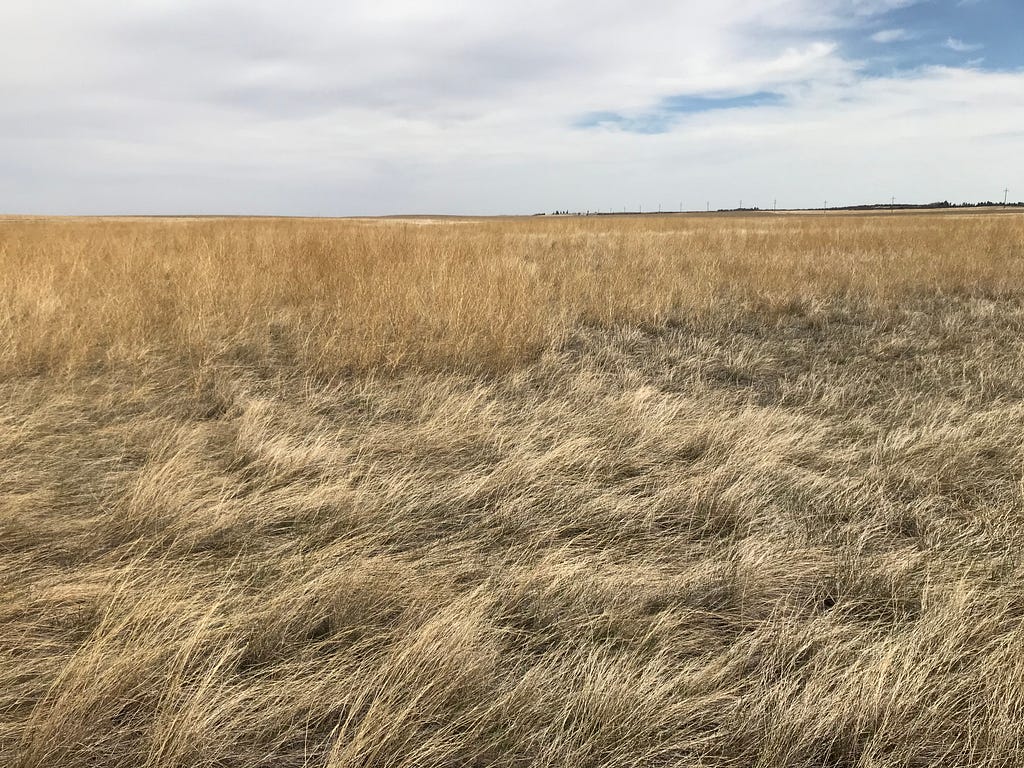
4, 211, 1024, 767
5, 203, 1023, 223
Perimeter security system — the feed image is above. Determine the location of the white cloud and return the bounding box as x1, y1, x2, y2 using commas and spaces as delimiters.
0, 0, 1017, 215
871, 28, 913, 43
850, 0, 921, 14
945, 37, 985, 53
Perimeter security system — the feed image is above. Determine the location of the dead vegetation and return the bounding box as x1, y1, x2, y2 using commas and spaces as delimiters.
3, 212, 1024, 766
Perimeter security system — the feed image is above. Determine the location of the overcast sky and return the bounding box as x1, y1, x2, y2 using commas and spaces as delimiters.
2, 0, 1022, 215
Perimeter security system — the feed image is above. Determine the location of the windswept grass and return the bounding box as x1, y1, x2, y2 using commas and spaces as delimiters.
3, 212, 1024, 766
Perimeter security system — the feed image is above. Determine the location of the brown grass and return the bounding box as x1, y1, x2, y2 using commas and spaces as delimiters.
3, 212, 1024, 766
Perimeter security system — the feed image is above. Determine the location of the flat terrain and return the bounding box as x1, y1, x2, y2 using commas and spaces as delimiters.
3, 213, 1024, 767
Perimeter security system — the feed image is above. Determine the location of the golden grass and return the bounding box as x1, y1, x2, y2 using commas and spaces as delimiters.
3, 213, 1022, 375
3, 211, 1024, 766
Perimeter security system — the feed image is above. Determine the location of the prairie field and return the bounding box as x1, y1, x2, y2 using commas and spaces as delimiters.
5, 211, 1024, 767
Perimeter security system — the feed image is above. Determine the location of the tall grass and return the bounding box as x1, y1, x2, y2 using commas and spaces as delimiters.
3, 213, 1022, 375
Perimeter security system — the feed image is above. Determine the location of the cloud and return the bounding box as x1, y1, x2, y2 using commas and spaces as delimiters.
0, 0, 1017, 215
871, 28, 914, 43
945, 37, 985, 52
850, 0, 922, 14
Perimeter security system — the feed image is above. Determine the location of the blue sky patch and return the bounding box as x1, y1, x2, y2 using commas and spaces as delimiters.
578, 0, 1023, 134
849, 0, 1024, 74
577, 91, 785, 134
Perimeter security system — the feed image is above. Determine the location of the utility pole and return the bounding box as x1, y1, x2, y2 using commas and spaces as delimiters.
891, 196, 895, 213
706, 201, 710, 213
773, 199, 777, 212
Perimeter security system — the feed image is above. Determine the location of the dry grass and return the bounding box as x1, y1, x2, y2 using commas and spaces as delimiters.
3, 212, 1024, 766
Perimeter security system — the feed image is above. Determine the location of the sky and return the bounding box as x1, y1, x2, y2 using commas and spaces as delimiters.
1, 0, 1022, 215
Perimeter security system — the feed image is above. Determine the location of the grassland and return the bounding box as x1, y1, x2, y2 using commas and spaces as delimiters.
3, 211, 1024, 767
